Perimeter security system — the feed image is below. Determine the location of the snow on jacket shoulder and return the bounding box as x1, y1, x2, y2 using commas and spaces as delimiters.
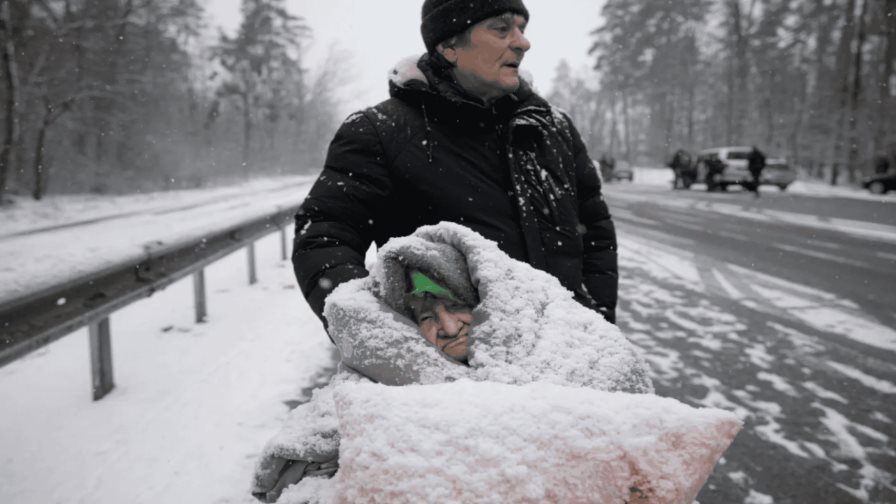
293, 54, 618, 330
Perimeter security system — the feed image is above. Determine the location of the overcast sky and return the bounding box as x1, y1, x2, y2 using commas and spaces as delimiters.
204, 0, 606, 115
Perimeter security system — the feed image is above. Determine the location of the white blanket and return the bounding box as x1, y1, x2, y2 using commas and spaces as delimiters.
325, 222, 654, 392
254, 223, 740, 503
334, 380, 742, 504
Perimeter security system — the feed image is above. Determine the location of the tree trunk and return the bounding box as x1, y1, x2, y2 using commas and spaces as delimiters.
241, 92, 252, 177
830, 0, 858, 186
608, 92, 618, 156
622, 88, 632, 163
0, 0, 20, 204
789, 68, 808, 170
846, 0, 869, 183
687, 76, 695, 149
764, 76, 774, 146
32, 119, 49, 200
874, 0, 896, 161
725, 56, 735, 145
73, 4, 89, 158
809, 6, 837, 179
729, 0, 750, 142
587, 92, 604, 155
664, 93, 675, 155
94, 0, 135, 164
32, 97, 72, 200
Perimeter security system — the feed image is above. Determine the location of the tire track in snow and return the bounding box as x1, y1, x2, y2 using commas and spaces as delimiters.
617, 233, 896, 504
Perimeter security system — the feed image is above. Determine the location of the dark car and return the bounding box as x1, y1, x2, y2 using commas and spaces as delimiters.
862, 172, 896, 194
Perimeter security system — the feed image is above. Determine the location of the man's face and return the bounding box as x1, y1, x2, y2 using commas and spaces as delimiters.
407, 294, 473, 361
441, 12, 530, 102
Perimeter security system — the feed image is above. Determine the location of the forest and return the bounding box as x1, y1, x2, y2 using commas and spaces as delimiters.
0, 0, 344, 203
549, 0, 896, 185
1, 0, 895, 203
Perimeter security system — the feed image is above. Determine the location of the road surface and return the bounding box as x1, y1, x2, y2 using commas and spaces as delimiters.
605, 182, 896, 503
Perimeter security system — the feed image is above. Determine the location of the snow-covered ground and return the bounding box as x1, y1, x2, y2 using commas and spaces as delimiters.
0, 176, 315, 305
0, 232, 334, 503
1, 170, 894, 502
630, 166, 896, 203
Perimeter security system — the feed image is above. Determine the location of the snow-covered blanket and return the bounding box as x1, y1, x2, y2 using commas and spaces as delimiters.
334, 381, 742, 504
326, 221, 654, 392
252, 223, 739, 503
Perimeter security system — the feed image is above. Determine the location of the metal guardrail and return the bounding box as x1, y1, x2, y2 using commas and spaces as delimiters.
0, 204, 300, 400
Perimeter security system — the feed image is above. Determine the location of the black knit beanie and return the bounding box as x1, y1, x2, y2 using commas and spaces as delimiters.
421, 0, 529, 53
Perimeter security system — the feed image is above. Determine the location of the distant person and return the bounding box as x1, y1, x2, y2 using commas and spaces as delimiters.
874, 154, 890, 175
747, 146, 766, 198
668, 149, 692, 189
704, 155, 724, 192
293, 0, 620, 333
599, 153, 616, 182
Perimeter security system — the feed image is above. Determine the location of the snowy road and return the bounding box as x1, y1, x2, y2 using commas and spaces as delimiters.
606, 182, 896, 503
0, 233, 336, 503
0, 176, 315, 306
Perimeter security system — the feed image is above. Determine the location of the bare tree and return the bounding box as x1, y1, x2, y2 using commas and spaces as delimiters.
830, 0, 858, 186
0, 0, 20, 204
846, 0, 870, 183
214, 0, 310, 174
874, 0, 896, 163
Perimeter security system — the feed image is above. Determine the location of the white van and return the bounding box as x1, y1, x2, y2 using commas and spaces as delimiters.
695, 146, 795, 191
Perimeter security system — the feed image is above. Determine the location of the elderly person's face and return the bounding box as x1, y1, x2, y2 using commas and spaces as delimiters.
407, 294, 473, 361
438, 12, 530, 102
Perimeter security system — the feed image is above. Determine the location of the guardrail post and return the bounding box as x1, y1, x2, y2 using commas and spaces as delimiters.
89, 317, 115, 401
193, 269, 207, 323
247, 241, 257, 285
280, 226, 289, 261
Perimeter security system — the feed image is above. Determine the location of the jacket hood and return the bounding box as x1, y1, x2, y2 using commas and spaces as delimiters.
387, 53, 537, 109
375, 235, 478, 320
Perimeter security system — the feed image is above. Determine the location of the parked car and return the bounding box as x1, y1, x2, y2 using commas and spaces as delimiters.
862, 172, 896, 194
594, 158, 633, 183
607, 160, 634, 182
695, 146, 795, 191
760, 157, 797, 191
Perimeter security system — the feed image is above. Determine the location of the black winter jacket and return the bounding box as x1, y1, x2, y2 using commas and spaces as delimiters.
293, 55, 618, 330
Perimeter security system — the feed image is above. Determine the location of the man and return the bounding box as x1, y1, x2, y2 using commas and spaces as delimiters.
747, 145, 766, 198
668, 148, 692, 189
703, 153, 724, 192
293, 0, 618, 337
598, 152, 615, 182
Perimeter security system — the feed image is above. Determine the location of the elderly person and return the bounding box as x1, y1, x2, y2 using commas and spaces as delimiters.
252, 223, 652, 502
405, 269, 474, 363
293, 0, 619, 337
